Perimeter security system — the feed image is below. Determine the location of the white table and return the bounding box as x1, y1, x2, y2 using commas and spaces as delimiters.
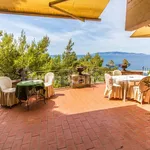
112, 75, 146, 102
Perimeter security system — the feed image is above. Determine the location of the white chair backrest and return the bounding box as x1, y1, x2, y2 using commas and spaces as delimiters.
104, 73, 113, 89
139, 76, 150, 93
45, 72, 54, 83
0, 77, 12, 90
113, 70, 122, 76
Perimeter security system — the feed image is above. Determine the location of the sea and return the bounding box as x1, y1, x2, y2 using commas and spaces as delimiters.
52, 52, 150, 71
100, 53, 150, 71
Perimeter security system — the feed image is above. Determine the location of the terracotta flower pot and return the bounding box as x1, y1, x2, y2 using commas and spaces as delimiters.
121, 64, 127, 71
77, 67, 84, 75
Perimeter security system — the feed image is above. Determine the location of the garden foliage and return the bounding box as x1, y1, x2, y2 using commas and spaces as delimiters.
0, 31, 111, 87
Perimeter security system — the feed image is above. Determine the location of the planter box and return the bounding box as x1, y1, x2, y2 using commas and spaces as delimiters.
70, 74, 91, 88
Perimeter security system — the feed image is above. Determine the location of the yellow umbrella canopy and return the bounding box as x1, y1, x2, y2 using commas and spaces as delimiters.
0, 0, 110, 21
125, 0, 150, 31
130, 26, 150, 38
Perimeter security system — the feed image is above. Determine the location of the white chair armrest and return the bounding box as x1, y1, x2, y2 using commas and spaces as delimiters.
44, 82, 52, 87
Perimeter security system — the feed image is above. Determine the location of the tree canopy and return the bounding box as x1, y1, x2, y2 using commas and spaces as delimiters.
0, 30, 113, 87
0, 30, 51, 79
62, 39, 77, 69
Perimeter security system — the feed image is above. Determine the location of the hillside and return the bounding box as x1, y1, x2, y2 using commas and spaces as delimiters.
93, 51, 148, 56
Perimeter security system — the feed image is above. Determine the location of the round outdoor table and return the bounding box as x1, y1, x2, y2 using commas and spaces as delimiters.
112, 75, 146, 102
15, 80, 46, 109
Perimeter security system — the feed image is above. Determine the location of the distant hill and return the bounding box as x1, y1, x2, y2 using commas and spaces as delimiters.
51, 51, 149, 58
96, 52, 150, 70
50, 52, 150, 70
93, 51, 148, 56
78, 52, 150, 70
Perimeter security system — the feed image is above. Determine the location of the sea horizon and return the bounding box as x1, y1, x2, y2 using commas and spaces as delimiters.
51, 51, 150, 71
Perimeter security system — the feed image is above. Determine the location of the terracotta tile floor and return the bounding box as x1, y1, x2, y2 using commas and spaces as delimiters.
0, 83, 150, 150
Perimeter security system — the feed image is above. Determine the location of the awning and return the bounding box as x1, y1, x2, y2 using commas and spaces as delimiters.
130, 26, 150, 38
0, 0, 110, 22
125, 0, 150, 31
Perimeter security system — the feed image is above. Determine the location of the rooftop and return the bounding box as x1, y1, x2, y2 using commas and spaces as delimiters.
0, 83, 150, 150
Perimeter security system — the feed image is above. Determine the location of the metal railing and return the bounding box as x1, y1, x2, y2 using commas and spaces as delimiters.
0, 67, 112, 88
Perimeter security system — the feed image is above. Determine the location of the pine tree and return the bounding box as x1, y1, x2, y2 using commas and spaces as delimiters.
62, 39, 77, 69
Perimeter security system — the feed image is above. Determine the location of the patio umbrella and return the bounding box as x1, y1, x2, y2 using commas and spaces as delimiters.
0, 0, 110, 22
125, 0, 150, 31
130, 26, 150, 38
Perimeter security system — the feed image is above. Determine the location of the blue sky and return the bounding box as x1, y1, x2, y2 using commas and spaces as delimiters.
0, 0, 150, 55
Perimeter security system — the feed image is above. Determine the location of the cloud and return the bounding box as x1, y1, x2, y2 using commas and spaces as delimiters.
0, 0, 150, 55
0, 15, 84, 44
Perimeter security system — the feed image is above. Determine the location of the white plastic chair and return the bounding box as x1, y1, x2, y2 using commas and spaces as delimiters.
104, 74, 122, 100
113, 70, 122, 76
0, 77, 19, 107
44, 72, 55, 98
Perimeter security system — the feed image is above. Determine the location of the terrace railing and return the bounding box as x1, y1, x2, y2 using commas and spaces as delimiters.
26, 68, 108, 88
0, 67, 112, 88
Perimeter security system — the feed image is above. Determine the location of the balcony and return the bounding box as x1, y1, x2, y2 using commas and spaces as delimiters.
0, 83, 150, 149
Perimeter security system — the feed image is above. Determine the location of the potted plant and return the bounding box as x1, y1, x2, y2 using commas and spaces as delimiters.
76, 65, 86, 75
106, 60, 115, 69
119, 59, 130, 71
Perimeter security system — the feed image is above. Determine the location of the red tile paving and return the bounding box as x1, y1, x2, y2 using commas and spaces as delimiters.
0, 83, 150, 149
